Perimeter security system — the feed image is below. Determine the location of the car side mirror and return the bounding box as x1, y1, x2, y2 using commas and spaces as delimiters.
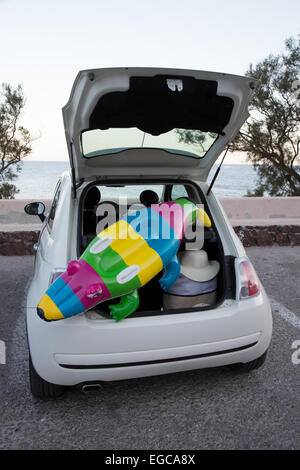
24, 202, 46, 222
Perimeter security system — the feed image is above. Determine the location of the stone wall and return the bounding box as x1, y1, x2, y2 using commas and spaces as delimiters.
0, 230, 39, 256
1, 225, 300, 256
233, 225, 300, 248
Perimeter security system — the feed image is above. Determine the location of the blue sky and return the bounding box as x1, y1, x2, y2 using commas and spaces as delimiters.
0, 0, 299, 162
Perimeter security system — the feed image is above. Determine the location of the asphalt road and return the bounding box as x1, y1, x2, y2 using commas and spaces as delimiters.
0, 247, 299, 450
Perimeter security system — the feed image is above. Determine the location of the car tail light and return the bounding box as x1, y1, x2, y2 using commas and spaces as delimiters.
49, 269, 65, 286
235, 258, 260, 300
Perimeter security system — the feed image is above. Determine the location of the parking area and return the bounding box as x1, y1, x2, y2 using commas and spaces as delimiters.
0, 246, 299, 450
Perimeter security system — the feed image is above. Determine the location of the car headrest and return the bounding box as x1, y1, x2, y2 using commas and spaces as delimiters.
140, 190, 159, 207
84, 187, 101, 208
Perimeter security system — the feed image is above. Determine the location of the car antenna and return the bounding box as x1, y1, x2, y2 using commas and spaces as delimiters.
206, 145, 230, 196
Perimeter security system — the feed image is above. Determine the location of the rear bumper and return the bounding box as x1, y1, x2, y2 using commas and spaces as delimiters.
27, 290, 272, 386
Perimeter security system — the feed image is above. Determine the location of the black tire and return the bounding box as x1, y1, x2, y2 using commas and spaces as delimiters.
228, 349, 268, 372
29, 355, 65, 398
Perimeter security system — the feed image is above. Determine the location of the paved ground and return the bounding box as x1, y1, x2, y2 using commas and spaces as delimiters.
0, 247, 299, 450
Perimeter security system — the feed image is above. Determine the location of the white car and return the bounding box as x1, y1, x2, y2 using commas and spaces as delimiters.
25, 67, 272, 398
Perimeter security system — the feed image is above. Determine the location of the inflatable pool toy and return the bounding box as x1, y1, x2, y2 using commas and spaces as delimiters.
37, 198, 211, 322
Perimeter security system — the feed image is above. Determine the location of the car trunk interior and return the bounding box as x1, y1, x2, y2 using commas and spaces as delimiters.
78, 179, 236, 319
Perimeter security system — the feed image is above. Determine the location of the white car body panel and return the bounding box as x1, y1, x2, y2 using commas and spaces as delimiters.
27, 287, 271, 385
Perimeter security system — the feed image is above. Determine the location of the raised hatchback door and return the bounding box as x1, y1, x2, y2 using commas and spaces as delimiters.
62, 67, 255, 185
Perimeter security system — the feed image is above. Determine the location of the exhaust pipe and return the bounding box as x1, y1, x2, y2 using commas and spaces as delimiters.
81, 383, 102, 394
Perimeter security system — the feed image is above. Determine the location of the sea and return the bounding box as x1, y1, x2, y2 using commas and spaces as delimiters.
13, 161, 258, 200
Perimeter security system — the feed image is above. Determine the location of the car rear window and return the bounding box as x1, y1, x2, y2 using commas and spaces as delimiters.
81, 128, 218, 159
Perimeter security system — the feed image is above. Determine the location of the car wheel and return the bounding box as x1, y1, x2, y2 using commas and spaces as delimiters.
228, 350, 268, 372
29, 355, 65, 398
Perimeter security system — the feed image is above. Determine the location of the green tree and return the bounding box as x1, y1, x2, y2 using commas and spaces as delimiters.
175, 36, 300, 196
230, 35, 300, 196
0, 83, 34, 199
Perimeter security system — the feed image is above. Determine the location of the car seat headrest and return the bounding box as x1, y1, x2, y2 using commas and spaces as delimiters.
84, 187, 101, 208
140, 190, 159, 207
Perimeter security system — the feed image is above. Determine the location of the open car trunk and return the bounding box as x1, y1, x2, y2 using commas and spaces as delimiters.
63, 67, 251, 319
78, 179, 236, 319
